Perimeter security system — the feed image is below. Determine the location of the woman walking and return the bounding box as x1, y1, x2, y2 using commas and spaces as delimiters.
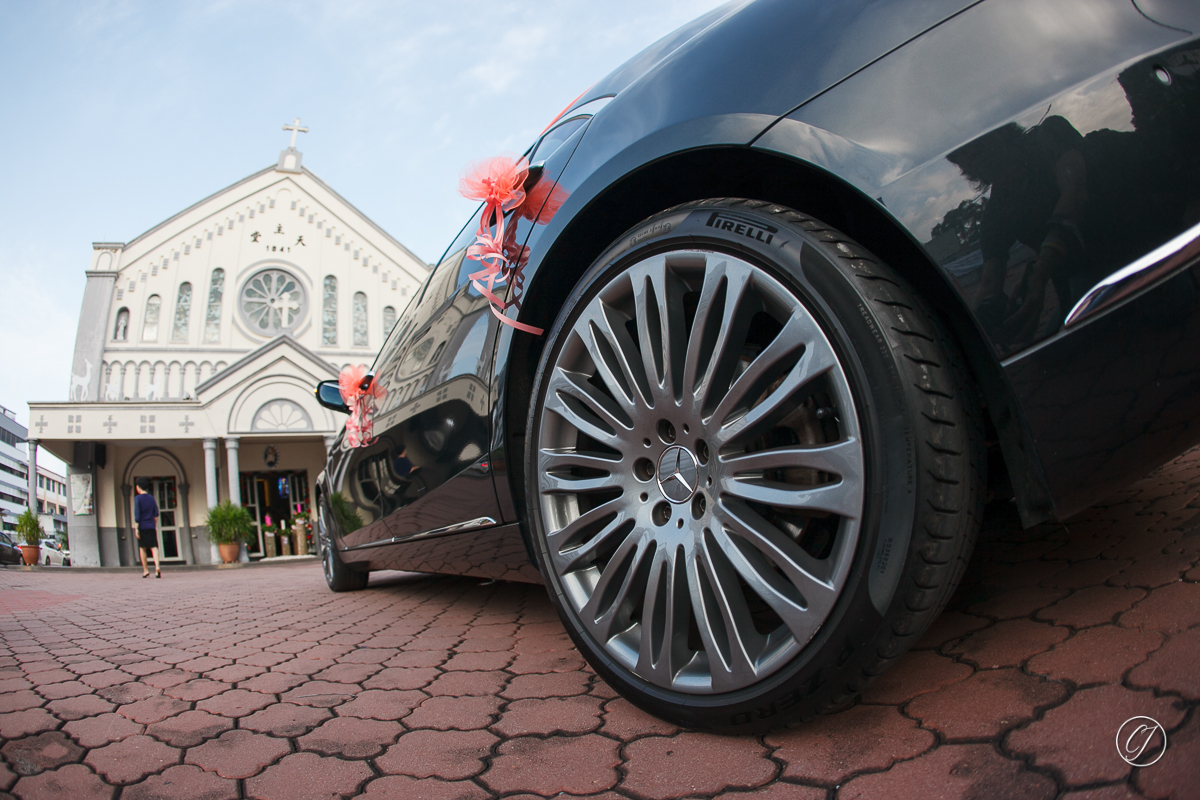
133, 477, 161, 578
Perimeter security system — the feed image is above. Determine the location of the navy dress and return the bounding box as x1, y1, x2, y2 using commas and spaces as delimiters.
134, 492, 159, 551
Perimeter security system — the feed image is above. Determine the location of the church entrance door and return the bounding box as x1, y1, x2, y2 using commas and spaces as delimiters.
240, 471, 310, 558
148, 477, 182, 562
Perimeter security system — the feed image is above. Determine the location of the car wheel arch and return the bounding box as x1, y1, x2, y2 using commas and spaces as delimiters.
504, 145, 1054, 531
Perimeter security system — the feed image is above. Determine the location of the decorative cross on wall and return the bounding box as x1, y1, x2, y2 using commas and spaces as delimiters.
282, 118, 309, 148
102, 415, 117, 433
179, 415, 195, 433
34, 415, 47, 434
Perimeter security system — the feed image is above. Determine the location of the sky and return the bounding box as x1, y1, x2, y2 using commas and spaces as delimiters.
0, 0, 729, 474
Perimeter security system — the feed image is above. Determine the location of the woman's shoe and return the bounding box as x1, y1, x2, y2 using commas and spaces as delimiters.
142, 572, 149, 578
155, 569, 161, 578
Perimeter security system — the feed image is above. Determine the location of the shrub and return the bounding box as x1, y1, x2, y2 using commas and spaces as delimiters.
203, 501, 255, 545
15, 510, 43, 547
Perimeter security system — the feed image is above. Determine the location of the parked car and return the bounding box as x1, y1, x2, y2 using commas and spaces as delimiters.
315, 0, 1200, 732
39, 538, 69, 567
0, 531, 22, 566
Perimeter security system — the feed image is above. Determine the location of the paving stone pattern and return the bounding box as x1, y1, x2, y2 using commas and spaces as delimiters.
1, 447, 1199, 799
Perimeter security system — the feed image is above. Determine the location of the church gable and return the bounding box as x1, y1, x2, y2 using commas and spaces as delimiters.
87, 141, 430, 406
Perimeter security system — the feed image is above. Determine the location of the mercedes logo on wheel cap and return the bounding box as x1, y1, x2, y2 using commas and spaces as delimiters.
657, 445, 700, 504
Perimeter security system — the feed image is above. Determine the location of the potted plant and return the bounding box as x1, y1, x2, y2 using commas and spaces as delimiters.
15, 510, 43, 566
203, 501, 254, 564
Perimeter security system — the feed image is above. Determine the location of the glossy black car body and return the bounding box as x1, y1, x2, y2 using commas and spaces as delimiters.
317, 0, 1200, 727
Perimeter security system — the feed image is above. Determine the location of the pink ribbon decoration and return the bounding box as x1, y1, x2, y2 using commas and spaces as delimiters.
459, 155, 546, 335
338, 364, 387, 448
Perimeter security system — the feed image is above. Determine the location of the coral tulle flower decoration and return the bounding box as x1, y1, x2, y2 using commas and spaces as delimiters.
518, 179, 569, 223
458, 155, 544, 335
459, 156, 528, 211
338, 364, 387, 448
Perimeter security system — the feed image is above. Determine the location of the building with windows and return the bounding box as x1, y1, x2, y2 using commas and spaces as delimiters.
0, 406, 29, 535
27, 130, 429, 566
36, 467, 69, 539
0, 406, 67, 540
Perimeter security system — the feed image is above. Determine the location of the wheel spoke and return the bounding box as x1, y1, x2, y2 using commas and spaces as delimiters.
689, 531, 764, 689
708, 311, 819, 428
582, 534, 654, 643
548, 505, 634, 573
713, 497, 842, 622
686, 266, 755, 417
720, 439, 863, 482
709, 522, 831, 646
715, 342, 838, 446
630, 261, 687, 404
579, 302, 651, 410
543, 368, 629, 448
636, 545, 693, 681
719, 474, 861, 518
539, 449, 624, 474
541, 470, 623, 495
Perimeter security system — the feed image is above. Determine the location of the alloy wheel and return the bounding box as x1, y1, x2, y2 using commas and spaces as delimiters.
535, 250, 865, 694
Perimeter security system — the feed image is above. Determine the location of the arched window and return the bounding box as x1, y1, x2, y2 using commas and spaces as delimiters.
142, 295, 161, 341
353, 292, 368, 346
203, 269, 224, 344
383, 306, 396, 340
113, 308, 130, 341
322, 276, 337, 345
172, 282, 192, 342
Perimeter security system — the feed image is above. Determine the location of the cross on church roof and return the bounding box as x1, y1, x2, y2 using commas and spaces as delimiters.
283, 118, 309, 149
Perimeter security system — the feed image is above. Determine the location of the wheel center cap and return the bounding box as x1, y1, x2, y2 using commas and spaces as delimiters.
657, 445, 700, 504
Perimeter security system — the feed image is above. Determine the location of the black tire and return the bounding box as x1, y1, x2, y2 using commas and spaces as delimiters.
523, 199, 984, 732
318, 495, 369, 592
44, 557, 50, 566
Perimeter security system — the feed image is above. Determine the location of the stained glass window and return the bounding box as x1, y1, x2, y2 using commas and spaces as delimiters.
353, 292, 368, 347
322, 276, 337, 345
203, 269, 224, 344
172, 282, 192, 342
239, 269, 306, 335
142, 295, 161, 341
383, 306, 396, 341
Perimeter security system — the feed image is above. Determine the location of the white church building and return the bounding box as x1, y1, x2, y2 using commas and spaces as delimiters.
28, 125, 429, 566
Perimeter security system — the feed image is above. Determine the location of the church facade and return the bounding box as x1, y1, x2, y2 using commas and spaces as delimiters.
28, 135, 429, 567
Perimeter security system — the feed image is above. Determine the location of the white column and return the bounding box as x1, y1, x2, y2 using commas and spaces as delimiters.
26, 439, 39, 515
202, 439, 220, 508
323, 435, 337, 455
225, 438, 248, 562
225, 437, 241, 506
203, 438, 220, 563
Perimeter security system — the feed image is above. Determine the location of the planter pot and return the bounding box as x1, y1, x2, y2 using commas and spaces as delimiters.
263, 533, 277, 559
281, 536, 292, 557
218, 543, 241, 564
294, 524, 308, 556
20, 545, 39, 566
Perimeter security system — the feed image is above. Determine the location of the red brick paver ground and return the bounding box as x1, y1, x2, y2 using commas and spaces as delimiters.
2, 447, 1200, 797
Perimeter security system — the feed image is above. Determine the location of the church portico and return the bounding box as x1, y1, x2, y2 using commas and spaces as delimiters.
31, 126, 430, 567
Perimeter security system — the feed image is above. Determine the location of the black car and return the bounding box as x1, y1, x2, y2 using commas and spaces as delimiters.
315, 0, 1200, 732
0, 531, 23, 565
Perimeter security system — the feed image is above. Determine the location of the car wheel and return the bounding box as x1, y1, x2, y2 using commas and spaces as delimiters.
318, 496, 368, 592
44, 556, 50, 566
524, 199, 984, 731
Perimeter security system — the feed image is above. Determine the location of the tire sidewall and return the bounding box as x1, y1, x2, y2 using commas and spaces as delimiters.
525, 200, 921, 731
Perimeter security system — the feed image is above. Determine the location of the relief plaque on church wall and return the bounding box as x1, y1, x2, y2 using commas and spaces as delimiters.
70, 473, 95, 516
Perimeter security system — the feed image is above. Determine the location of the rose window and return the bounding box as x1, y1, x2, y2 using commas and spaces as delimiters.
239, 269, 307, 336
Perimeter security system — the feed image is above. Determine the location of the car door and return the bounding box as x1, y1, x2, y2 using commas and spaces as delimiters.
326, 218, 513, 553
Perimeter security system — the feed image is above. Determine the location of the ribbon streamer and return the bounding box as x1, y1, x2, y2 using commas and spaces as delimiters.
459, 155, 553, 335
338, 364, 387, 448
